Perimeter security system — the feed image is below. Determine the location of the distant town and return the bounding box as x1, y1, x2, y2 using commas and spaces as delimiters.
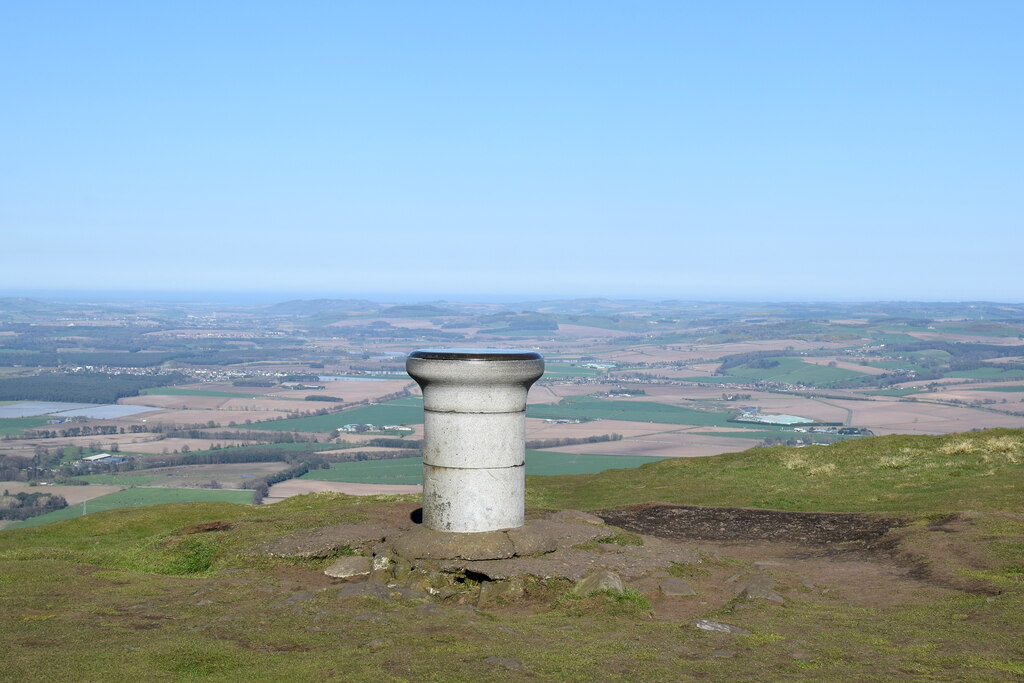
2, 296, 1023, 527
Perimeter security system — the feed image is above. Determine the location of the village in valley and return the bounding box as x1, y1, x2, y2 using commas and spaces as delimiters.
2, 296, 1023, 528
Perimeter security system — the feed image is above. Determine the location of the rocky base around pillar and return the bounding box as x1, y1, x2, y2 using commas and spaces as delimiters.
255, 507, 768, 612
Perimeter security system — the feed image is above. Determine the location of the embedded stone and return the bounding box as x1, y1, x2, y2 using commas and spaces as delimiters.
391, 525, 515, 561
261, 522, 394, 559
692, 619, 750, 635
324, 556, 372, 579
478, 579, 525, 608
573, 569, 624, 596
737, 573, 785, 603
507, 521, 560, 555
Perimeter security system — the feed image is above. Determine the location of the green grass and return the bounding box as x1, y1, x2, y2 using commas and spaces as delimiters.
302, 450, 665, 485
978, 385, 1024, 393
946, 367, 1024, 380
0, 416, 48, 436
723, 357, 870, 385
934, 322, 1024, 337
869, 332, 926, 344
530, 428, 1024, 514
249, 396, 424, 432
0, 429, 1023, 680
6, 488, 254, 529
527, 396, 759, 428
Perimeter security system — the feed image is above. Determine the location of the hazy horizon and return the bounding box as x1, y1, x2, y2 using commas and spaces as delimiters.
3, 288, 1023, 308
3, 3, 1021, 300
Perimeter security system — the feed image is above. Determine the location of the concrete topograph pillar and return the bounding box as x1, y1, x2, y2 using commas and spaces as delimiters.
406, 349, 544, 533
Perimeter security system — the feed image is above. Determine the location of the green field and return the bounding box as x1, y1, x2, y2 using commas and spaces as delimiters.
864, 360, 931, 374
527, 396, 752, 428
6, 488, 253, 529
978, 384, 1024, 392
946, 367, 1024, 380
902, 349, 953, 360
723, 357, 869, 385
862, 388, 922, 397
301, 450, 664, 485
249, 396, 424, 432
0, 417, 48, 436
869, 332, 926, 344
541, 362, 606, 378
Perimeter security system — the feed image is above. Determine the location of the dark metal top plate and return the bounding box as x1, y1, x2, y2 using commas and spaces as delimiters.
408, 348, 543, 361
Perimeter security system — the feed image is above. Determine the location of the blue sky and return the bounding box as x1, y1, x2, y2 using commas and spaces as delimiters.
2, 1, 1021, 302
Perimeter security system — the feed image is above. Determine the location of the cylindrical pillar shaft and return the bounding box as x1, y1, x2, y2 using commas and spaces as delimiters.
406, 349, 544, 533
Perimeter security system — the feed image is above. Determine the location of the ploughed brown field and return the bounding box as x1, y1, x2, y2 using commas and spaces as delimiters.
813, 397, 1024, 435
128, 462, 292, 488
802, 357, 889, 375
906, 331, 1024, 345
263, 478, 421, 503
526, 418, 682, 440
600, 339, 845, 364
126, 438, 252, 455
546, 431, 761, 458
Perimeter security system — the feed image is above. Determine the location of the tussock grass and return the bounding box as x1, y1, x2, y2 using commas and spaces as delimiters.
528, 428, 1024, 514
0, 491, 415, 576
1, 431, 1022, 680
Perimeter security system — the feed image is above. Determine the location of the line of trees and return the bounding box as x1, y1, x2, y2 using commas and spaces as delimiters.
0, 490, 68, 521
0, 372, 187, 404
525, 433, 623, 449
246, 463, 311, 504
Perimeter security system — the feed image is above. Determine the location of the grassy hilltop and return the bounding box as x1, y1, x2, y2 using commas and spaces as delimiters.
1, 430, 1022, 681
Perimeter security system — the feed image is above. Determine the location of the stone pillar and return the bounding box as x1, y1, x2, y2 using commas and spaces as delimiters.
406, 349, 544, 533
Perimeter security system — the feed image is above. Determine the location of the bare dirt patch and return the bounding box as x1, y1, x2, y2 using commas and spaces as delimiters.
597, 503, 957, 608
599, 504, 900, 546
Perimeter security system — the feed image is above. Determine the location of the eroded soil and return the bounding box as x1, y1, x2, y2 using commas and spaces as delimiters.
597, 503, 960, 609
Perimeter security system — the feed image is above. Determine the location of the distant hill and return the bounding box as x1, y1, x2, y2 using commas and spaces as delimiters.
265, 299, 379, 315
